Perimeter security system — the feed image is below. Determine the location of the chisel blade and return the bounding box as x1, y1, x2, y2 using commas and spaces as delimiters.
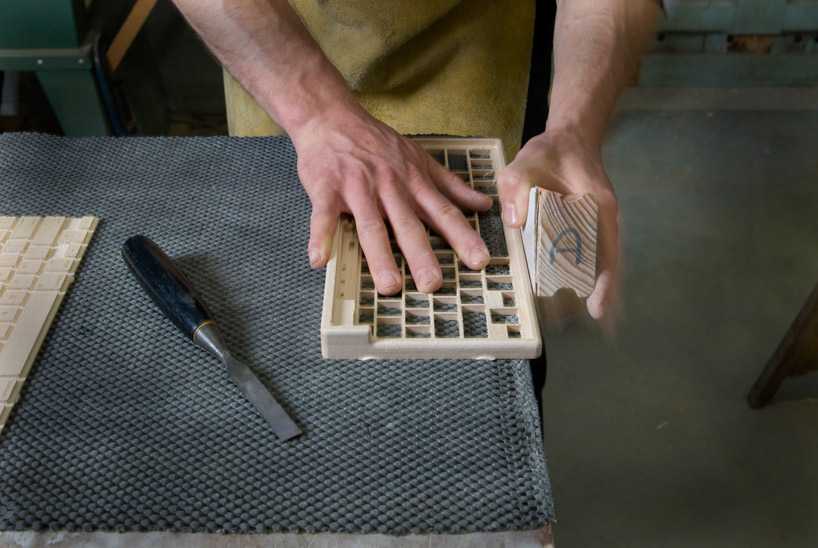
224, 355, 302, 441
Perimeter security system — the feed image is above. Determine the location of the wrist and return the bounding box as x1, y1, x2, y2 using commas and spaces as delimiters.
261, 52, 360, 136
544, 106, 607, 155
535, 123, 602, 162
287, 96, 371, 147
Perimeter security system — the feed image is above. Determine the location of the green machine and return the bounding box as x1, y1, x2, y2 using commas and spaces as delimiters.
0, 0, 163, 136
0, 0, 110, 135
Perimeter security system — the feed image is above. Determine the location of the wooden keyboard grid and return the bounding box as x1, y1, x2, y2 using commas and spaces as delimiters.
321, 138, 540, 360
0, 216, 98, 437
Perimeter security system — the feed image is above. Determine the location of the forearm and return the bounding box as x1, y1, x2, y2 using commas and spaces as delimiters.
173, 0, 494, 292
171, 0, 360, 134
499, 0, 660, 321
547, 0, 661, 151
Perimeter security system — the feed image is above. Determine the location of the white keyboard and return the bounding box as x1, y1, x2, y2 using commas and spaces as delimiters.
0, 216, 98, 437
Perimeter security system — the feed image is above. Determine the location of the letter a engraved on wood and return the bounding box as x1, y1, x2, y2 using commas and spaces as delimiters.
525, 189, 598, 299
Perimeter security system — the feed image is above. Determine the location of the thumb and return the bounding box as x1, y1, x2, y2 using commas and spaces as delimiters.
497, 164, 537, 228
589, 268, 623, 343
587, 270, 613, 320
586, 205, 622, 333
307, 198, 340, 269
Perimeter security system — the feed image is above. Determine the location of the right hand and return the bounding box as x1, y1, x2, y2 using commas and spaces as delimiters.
498, 128, 621, 323
289, 104, 494, 295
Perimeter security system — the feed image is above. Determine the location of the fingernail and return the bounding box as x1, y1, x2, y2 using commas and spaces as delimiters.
381, 271, 402, 291
417, 268, 440, 289
309, 248, 321, 267
470, 247, 489, 266
503, 202, 517, 225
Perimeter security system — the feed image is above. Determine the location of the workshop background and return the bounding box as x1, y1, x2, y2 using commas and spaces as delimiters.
2, 0, 818, 546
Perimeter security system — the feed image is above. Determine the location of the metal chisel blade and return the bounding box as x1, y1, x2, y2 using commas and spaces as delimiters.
224, 355, 302, 441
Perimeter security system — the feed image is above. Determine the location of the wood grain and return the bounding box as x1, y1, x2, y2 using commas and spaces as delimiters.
0, 216, 97, 436
523, 188, 598, 299
521, 189, 600, 328
530, 189, 598, 299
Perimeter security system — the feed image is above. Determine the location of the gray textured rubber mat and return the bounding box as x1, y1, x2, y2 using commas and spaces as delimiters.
0, 133, 553, 534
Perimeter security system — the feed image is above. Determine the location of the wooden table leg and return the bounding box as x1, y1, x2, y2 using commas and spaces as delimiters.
748, 279, 818, 408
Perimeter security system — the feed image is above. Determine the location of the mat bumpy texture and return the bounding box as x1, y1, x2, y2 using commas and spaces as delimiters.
0, 133, 553, 534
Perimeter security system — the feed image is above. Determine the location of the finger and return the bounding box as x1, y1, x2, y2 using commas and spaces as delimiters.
587, 270, 612, 320
412, 185, 490, 271
586, 204, 620, 321
427, 159, 493, 212
381, 196, 442, 294
497, 164, 537, 228
349, 203, 402, 296
307, 194, 340, 269
591, 269, 622, 344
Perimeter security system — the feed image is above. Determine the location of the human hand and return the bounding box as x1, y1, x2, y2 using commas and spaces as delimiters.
290, 105, 493, 295
497, 130, 620, 322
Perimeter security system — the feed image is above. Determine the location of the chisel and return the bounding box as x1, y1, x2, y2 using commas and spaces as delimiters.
121, 235, 301, 441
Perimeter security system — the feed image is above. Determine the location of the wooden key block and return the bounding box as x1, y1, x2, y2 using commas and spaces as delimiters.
0, 378, 20, 403
15, 260, 43, 276
24, 246, 50, 261
34, 273, 69, 292
31, 216, 66, 246
0, 290, 28, 307
1, 240, 28, 254
0, 253, 20, 268
44, 258, 75, 272
8, 217, 41, 241
8, 274, 36, 291
63, 243, 84, 258
523, 188, 598, 300
0, 307, 20, 323
77, 216, 96, 231
58, 230, 90, 246
0, 404, 13, 424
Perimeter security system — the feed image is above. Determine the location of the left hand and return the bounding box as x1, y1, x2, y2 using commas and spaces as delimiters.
291, 105, 494, 295
497, 129, 620, 321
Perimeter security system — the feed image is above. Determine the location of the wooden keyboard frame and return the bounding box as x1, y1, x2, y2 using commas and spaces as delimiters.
321, 138, 540, 360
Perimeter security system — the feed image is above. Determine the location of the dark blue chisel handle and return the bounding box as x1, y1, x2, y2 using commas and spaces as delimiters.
121, 235, 214, 340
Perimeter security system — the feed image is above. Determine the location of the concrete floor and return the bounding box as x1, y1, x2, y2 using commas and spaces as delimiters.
542, 88, 818, 547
